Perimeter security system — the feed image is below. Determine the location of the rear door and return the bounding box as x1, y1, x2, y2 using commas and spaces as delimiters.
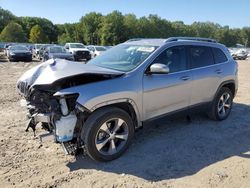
188, 45, 222, 105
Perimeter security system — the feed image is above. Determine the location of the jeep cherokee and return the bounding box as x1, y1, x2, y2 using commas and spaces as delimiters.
17, 37, 238, 161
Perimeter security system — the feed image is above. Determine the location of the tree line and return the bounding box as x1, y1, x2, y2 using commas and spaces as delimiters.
0, 7, 249, 47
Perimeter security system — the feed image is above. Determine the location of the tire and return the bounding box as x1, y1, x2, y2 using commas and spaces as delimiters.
82, 107, 134, 161
208, 87, 233, 121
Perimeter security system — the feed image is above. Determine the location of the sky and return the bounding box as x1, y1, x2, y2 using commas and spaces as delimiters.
0, 0, 249, 28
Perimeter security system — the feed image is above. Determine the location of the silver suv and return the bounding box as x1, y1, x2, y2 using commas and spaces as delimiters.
17, 37, 238, 161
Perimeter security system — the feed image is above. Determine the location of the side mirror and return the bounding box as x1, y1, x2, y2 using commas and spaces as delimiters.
65, 47, 69, 50
148, 63, 169, 74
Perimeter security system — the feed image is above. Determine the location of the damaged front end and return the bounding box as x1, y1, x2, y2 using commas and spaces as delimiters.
18, 79, 88, 154
17, 59, 124, 154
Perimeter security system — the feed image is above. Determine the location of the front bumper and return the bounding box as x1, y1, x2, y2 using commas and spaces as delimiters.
21, 99, 77, 143
10, 54, 32, 61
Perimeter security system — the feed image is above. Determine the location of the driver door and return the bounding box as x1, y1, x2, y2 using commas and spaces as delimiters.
142, 45, 192, 120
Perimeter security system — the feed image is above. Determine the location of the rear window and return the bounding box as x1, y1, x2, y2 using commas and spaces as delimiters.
212, 47, 228, 64
189, 46, 214, 68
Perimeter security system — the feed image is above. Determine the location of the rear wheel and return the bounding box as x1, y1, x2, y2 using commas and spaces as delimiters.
208, 87, 233, 121
82, 107, 134, 161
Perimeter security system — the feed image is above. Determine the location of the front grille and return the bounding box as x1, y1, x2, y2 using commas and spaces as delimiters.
75, 51, 90, 58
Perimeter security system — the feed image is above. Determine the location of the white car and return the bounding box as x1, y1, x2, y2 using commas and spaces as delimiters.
86, 45, 107, 58
232, 49, 248, 60
4, 44, 14, 57
33, 44, 44, 59
64, 43, 91, 61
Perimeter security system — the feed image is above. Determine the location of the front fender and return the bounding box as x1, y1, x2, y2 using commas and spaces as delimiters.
53, 75, 143, 124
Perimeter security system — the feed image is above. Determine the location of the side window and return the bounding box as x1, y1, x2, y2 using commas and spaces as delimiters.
189, 46, 214, 68
212, 47, 228, 64
152, 46, 187, 73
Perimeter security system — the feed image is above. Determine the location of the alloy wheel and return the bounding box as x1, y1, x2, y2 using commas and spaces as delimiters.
95, 118, 129, 155
217, 92, 232, 118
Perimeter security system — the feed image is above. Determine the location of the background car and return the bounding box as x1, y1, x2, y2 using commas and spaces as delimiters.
38, 44, 53, 61
65, 43, 91, 61
4, 43, 15, 56
43, 45, 74, 61
26, 44, 34, 54
86, 45, 107, 58
33, 44, 44, 59
232, 49, 248, 60
0, 43, 5, 52
8, 45, 32, 62
104, 45, 113, 50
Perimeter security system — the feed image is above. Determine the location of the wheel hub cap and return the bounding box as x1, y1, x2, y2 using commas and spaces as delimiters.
95, 118, 129, 155
217, 92, 231, 117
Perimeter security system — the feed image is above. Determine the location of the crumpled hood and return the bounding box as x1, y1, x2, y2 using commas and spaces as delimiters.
17, 59, 124, 87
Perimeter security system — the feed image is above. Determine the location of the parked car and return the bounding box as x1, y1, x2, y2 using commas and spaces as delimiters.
104, 46, 113, 50
38, 44, 53, 61
232, 49, 248, 60
17, 37, 238, 161
4, 43, 15, 56
8, 45, 32, 62
43, 45, 74, 61
65, 43, 91, 61
0, 43, 5, 52
86, 45, 107, 58
33, 44, 44, 59
26, 44, 34, 54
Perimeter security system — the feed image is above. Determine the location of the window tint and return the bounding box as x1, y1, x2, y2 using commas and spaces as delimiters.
212, 47, 228, 64
152, 46, 187, 73
189, 46, 214, 68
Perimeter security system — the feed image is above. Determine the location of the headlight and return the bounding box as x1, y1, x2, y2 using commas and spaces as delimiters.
10, 52, 15, 56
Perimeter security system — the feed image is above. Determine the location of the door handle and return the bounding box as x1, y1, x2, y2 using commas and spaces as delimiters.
180, 76, 190, 81
215, 69, 222, 74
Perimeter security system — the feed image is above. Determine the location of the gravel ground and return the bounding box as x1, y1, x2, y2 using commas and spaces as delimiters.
0, 54, 250, 188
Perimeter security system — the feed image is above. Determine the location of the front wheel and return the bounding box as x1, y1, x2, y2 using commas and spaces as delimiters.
208, 87, 233, 121
82, 107, 134, 161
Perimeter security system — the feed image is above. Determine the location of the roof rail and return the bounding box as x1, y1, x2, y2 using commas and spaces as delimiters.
166, 37, 217, 43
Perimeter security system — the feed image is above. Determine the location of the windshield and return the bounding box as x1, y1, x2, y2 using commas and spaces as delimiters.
88, 44, 157, 72
49, 46, 66, 53
70, 43, 85, 48
96, 46, 106, 51
10, 45, 28, 51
